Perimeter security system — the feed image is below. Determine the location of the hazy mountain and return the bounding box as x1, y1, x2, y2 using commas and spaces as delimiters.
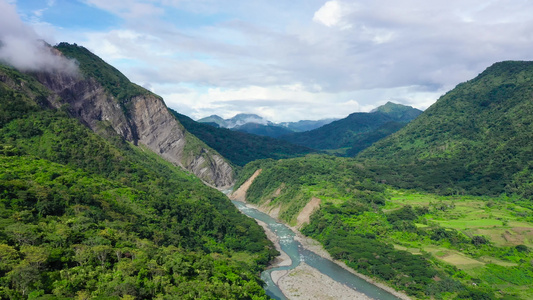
196, 114, 226, 127
278, 118, 339, 132
198, 113, 270, 128
198, 113, 338, 138
279, 102, 422, 155
227, 113, 270, 127
174, 111, 315, 166
358, 61, 533, 197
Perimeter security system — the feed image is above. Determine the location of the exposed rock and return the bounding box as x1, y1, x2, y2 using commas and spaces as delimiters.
275, 263, 372, 300
31, 71, 235, 188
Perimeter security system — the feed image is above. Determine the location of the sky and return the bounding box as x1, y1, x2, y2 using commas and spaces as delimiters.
2, 0, 533, 122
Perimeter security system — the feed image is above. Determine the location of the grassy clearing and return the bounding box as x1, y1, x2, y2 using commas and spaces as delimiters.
423, 246, 485, 270
388, 190, 533, 247
393, 244, 422, 254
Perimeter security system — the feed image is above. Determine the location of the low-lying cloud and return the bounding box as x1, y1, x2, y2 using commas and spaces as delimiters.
0, 1, 78, 74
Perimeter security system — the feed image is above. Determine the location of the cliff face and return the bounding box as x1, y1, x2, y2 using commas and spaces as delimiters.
128, 94, 235, 188
32, 71, 235, 188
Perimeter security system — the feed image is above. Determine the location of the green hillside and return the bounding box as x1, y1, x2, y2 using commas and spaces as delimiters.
173, 111, 315, 166
232, 123, 294, 138
236, 155, 533, 299
279, 102, 422, 155
0, 63, 276, 299
358, 61, 533, 197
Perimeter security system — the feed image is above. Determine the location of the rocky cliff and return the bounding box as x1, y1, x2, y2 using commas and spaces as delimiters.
26, 45, 235, 188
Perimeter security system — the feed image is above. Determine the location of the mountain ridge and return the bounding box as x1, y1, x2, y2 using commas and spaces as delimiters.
279, 102, 423, 154
49, 43, 235, 188
197, 113, 339, 137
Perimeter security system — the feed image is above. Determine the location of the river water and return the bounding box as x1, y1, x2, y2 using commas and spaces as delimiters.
232, 200, 404, 300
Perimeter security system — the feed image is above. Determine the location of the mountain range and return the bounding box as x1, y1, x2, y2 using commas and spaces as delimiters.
173, 111, 315, 166
195, 102, 422, 156
279, 101, 423, 155
197, 113, 338, 137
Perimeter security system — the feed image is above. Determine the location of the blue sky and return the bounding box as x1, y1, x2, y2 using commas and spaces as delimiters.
3, 0, 533, 121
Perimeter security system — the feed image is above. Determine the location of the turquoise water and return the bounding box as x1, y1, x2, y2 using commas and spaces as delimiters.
232, 201, 404, 300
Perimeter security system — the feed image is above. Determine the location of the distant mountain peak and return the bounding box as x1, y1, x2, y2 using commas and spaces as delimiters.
196, 115, 226, 127
371, 101, 414, 113
232, 113, 263, 118
370, 102, 423, 122
279, 103, 422, 154
227, 113, 270, 128
197, 113, 270, 128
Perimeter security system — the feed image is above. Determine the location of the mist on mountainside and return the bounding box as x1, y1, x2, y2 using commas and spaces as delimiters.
0, 1, 78, 74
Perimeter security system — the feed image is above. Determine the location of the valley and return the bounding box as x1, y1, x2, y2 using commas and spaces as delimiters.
1, 38, 532, 300
230, 200, 407, 300
232, 154, 533, 299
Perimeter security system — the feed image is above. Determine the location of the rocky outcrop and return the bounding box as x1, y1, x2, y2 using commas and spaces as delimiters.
128, 94, 234, 188
32, 71, 235, 188
34, 72, 135, 141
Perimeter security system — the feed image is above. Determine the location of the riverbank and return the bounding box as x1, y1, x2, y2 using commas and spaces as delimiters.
292, 229, 412, 300
255, 219, 292, 269
274, 262, 373, 300
255, 214, 374, 300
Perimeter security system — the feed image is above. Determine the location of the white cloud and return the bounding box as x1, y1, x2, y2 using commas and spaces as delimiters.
0, 1, 78, 74
10, 0, 533, 121
83, 0, 164, 18
159, 83, 441, 122
313, 1, 343, 27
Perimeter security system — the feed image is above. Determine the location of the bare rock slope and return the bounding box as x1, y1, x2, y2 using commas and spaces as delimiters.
31, 56, 234, 188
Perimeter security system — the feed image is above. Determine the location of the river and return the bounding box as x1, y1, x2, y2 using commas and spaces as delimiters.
231, 200, 405, 300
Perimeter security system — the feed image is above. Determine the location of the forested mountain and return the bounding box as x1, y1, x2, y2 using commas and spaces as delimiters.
279, 102, 422, 155
358, 61, 533, 197
0, 49, 277, 298
232, 122, 294, 138
51, 43, 235, 188
229, 61, 533, 300
173, 111, 315, 166
370, 101, 423, 121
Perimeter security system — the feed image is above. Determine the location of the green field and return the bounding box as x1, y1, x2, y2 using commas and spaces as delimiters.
384, 190, 533, 299
387, 190, 533, 248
